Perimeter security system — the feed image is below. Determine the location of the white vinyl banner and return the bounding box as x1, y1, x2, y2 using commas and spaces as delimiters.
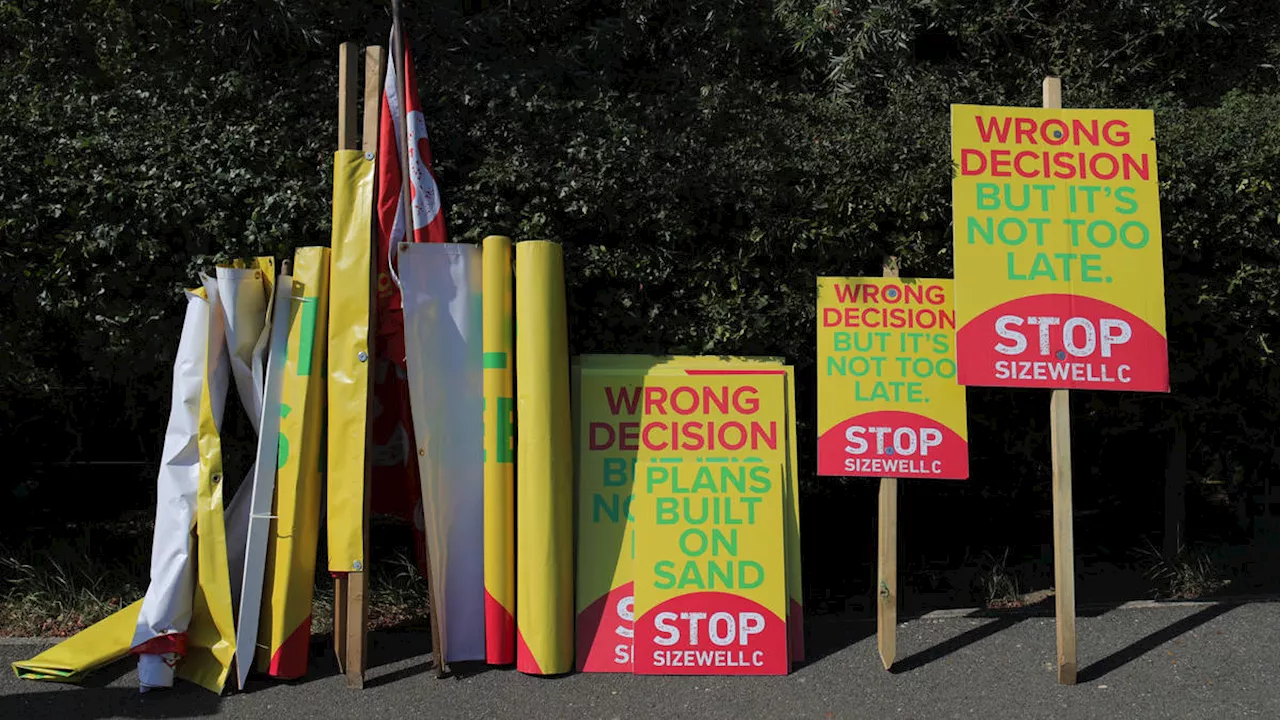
213, 266, 272, 616
235, 275, 292, 690
400, 242, 486, 663
132, 275, 232, 691
216, 267, 269, 433
131, 290, 208, 690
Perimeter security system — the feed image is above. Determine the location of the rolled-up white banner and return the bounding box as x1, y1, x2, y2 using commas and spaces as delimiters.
400, 242, 486, 663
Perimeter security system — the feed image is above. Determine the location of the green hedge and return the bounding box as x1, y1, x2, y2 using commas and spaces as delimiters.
2, 2, 1278, 552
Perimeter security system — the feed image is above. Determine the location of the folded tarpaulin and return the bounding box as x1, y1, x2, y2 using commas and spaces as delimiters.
15, 269, 263, 694
12, 600, 143, 682
173, 274, 239, 694
131, 261, 273, 692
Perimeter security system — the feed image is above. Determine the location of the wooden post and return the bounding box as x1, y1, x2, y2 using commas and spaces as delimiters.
390, 0, 446, 678
1044, 75, 1078, 686
332, 39, 360, 678
338, 44, 387, 690
877, 257, 899, 671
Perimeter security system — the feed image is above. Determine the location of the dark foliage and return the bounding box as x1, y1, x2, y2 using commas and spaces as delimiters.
2, 1, 1278, 597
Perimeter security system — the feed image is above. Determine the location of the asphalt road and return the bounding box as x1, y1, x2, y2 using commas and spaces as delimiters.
2, 600, 1277, 719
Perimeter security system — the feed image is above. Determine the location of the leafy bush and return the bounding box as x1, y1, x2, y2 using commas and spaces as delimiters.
2, 2, 1278, 575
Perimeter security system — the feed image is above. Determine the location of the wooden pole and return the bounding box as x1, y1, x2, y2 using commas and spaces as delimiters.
390, 0, 447, 678
877, 257, 900, 671
332, 40, 361, 678
1044, 75, 1078, 686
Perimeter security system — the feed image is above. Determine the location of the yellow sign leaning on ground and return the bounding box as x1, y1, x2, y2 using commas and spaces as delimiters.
574, 356, 804, 674
629, 371, 791, 675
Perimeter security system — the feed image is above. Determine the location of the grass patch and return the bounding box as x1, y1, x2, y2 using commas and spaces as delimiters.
1137, 541, 1230, 600
0, 521, 148, 636
310, 548, 432, 635
1, 516, 434, 638
975, 548, 1024, 609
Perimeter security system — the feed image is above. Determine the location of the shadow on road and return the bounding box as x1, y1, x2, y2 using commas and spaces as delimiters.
888, 595, 1134, 673
366, 659, 435, 689
796, 613, 876, 667
356, 631, 501, 688
891, 616, 1022, 674
0, 686, 222, 720
1077, 602, 1235, 683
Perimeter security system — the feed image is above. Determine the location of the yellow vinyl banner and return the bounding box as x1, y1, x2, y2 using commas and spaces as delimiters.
514, 241, 574, 675
574, 356, 804, 672
259, 246, 330, 678
630, 372, 790, 675
326, 150, 375, 572
951, 104, 1167, 391
12, 600, 142, 682
178, 279, 237, 694
483, 235, 516, 665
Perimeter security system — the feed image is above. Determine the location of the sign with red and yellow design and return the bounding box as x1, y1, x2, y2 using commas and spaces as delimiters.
817, 278, 968, 479
951, 105, 1168, 392
574, 358, 802, 675
627, 372, 790, 675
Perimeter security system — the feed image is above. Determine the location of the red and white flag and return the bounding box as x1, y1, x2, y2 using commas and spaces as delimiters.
377, 28, 447, 279
371, 28, 447, 576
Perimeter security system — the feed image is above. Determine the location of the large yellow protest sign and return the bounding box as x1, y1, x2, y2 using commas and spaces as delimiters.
631, 372, 790, 675
816, 277, 968, 479
951, 105, 1168, 392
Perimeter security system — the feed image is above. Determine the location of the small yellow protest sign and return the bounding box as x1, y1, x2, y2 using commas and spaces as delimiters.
816, 277, 968, 479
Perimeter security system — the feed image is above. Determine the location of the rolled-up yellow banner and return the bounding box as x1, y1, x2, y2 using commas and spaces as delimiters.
326, 149, 376, 573
515, 240, 574, 675
483, 235, 516, 665
259, 246, 330, 678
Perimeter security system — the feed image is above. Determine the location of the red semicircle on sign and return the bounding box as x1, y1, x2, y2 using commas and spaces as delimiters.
818, 410, 968, 479
634, 591, 787, 675
956, 294, 1168, 392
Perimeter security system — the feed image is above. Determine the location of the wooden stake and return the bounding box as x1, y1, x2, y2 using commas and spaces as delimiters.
337, 43, 360, 152
1044, 75, 1077, 686
877, 257, 900, 671
333, 40, 361, 679
390, 0, 446, 678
